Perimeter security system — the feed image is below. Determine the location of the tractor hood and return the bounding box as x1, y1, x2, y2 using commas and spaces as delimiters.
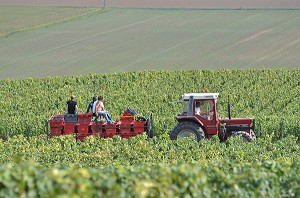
219, 118, 255, 131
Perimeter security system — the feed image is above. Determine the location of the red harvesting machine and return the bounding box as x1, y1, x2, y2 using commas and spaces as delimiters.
48, 107, 154, 141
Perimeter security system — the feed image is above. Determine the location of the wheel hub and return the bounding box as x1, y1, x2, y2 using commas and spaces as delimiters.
178, 130, 196, 140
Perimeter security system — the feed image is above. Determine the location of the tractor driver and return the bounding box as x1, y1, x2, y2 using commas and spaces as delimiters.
195, 102, 201, 115
66, 95, 78, 114
195, 101, 214, 121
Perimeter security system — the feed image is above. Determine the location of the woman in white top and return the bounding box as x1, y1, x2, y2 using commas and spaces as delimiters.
95, 96, 113, 124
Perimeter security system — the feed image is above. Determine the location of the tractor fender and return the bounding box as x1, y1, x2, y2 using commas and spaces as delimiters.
176, 116, 204, 128
175, 116, 206, 135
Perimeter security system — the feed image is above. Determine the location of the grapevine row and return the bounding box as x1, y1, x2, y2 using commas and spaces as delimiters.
0, 133, 299, 167
0, 69, 299, 139
0, 159, 299, 197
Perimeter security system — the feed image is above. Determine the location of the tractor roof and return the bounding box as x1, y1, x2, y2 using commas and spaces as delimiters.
182, 93, 219, 100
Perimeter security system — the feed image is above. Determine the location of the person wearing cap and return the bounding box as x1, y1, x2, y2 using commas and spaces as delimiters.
66, 95, 78, 114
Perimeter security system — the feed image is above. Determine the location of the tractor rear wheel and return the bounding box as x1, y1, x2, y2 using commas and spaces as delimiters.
231, 131, 254, 142
170, 122, 205, 142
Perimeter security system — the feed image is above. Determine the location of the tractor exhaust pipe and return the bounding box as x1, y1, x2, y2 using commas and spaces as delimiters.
228, 95, 232, 119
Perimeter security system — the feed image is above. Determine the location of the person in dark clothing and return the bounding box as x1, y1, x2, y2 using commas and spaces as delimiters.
66, 95, 78, 114
86, 96, 97, 113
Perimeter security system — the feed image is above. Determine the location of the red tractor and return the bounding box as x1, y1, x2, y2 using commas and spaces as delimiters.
48, 107, 154, 141
170, 93, 256, 142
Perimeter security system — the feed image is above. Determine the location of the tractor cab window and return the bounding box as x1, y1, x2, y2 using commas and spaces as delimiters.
181, 100, 189, 114
195, 100, 214, 121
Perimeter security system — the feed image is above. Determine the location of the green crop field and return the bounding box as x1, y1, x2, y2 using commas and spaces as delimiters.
0, 69, 299, 197
0, 5, 300, 197
0, 8, 300, 79
1, 134, 300, 197
0, 69, 299, 139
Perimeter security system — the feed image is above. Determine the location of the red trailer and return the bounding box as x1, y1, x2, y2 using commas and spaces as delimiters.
48, 107, 154, 141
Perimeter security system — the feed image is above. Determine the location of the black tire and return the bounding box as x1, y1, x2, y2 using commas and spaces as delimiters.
231, 131, 254, 142
148, 129, 154, 138
170, 122, 205, 142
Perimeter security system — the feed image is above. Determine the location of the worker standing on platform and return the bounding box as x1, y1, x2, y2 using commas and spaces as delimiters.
66, 95, 78, 114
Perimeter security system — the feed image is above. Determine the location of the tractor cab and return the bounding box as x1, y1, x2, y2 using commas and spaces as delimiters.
170, 93, 256, 142
177, 93, 219, 138
180, 93, 218, 119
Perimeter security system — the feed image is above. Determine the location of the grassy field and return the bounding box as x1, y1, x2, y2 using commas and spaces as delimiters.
0, 8, 300, 79
0, 6, 101, 38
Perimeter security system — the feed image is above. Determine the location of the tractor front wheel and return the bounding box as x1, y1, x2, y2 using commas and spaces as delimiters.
170, 122, 205, 142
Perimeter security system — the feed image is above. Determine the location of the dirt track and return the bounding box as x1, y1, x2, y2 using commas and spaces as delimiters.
1, 0, 300, 8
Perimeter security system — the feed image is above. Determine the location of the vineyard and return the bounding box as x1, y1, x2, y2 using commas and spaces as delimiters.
1, 1, 300, 196
0, 69, 299, 139
1, 133, 300, 167
2, 160, 300, 197
0, 134, 300, 197
0, 69, 299, 196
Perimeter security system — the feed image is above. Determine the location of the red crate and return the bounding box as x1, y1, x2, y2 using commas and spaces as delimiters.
63, 123, 77, 134
133, 122, 145, 134
77, 122, 92, 135
103, 122, 119, 135
78, 113, 93, 122
120, 116, 135, 123
50, 127, 63, 136
91, 122, 103, 134
119, 123, 133, 135
49, 120, 64, 128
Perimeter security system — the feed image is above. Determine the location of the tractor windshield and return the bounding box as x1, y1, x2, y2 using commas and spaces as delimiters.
181, 100, 189, 114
